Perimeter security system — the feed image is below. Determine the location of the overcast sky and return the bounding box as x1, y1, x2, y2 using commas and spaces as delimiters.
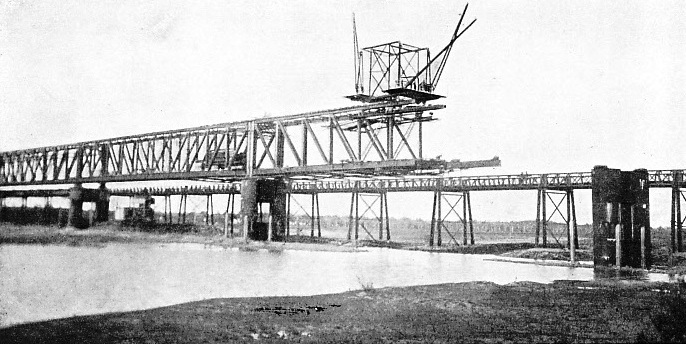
1, 1, 684, 224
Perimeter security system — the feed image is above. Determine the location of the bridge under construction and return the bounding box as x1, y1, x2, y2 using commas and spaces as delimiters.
1, 4, 685, 271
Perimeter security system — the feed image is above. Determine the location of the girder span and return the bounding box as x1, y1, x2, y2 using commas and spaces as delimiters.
0, 100, 447, 186
1, 169, 684, 198
108, 170, 686, 196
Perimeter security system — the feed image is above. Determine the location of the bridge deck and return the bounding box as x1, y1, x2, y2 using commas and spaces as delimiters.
3, 170, 683, 198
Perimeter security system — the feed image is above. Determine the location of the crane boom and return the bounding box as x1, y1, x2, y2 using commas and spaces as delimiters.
403, 3, 476, 94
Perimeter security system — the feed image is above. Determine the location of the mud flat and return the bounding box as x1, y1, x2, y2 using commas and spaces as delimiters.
2, 280, 685, 343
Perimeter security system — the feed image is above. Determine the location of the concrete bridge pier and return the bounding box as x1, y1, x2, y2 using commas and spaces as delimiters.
0, 195, 4, 222
42, 196, 52, 225
68, 184, 86, 229
95, 183, 110, 223
592, 166, 651, 269
241, 178, 287, 241
68, 183, 110, 229
670, 170, 684, 253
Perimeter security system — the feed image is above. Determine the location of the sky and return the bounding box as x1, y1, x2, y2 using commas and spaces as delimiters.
1, 1, 685, 225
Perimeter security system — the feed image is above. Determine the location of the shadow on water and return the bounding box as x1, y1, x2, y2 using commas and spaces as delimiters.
594, 267, 654, 280
593, 266, 681, 283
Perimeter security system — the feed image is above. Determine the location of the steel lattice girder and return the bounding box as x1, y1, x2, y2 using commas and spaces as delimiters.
0, 100, 446, 186
289, 170, 684, 193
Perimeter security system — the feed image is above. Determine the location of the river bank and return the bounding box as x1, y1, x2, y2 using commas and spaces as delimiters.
2, 279, 685, 343
0, 223, 583, 256
0, 224, 360, 252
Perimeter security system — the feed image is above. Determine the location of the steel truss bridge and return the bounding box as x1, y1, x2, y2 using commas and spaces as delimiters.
1, 3, 685, 259
0, 95, 684, 252
0, 100, 449, 186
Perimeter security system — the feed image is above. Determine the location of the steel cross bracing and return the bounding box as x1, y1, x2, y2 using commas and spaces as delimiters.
0, 100, 448, 186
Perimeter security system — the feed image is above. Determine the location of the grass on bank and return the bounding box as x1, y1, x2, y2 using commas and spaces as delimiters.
2, 280, 685, 343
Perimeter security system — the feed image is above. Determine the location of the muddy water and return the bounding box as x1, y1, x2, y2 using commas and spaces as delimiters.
0, 243, 597, 327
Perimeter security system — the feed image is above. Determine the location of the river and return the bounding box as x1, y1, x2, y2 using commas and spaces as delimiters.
0, 242, 602, 328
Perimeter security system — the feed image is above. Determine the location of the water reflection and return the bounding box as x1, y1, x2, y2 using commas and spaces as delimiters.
593, 266, 672, 282
1, 243, 596, 327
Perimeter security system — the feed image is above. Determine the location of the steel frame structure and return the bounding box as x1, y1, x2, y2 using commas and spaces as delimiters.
286, 193, 321, 238
363, 42, 431, 97
350, 4, 476, 102
348, 192, 389, 242
430, 190, 474, 246
0, 100, 448, 186
535, 189, 578, 249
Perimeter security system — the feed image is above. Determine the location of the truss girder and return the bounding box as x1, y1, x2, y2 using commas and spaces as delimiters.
291, 170, 686, 194
0, 101, 444, 186
291, 172, 595, 193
